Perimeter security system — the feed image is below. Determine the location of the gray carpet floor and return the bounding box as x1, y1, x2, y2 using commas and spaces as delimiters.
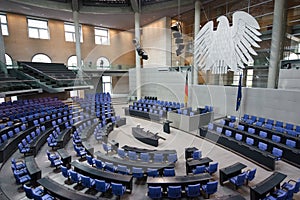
1, 103, 300, 200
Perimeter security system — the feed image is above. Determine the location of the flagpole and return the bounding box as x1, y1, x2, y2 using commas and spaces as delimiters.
236, 72, 243, 123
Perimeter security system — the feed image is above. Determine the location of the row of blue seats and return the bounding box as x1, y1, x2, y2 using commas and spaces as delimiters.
24, 184, 54, 200
129, 105, 164, 115
61, 166, 127, 197
264, 178, 300, 200
18, 125, 47, 155
240, 114, 300, 132
210, 124, 284, 160
147, 181, 218, 199
11, 158, 31, 185
116, 148, 178, 163
229, 169, 256, 190
221, 121, 298, 149
0, 123, 27, 145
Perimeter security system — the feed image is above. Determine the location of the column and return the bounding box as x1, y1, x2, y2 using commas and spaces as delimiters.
0, 19, 7, 74
73, 10, 82, 78
193, 0, 201, 85
267, 0, 286, 88
135, 12, 141, 99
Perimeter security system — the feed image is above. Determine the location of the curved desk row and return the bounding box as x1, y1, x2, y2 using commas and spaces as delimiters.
213, 123, 300, 168
37, 177, 104, 200
147, 173, 211, 191
128, 108, 160, 121
95, 151, 175, 175
71, 160, 133, 193
200, 128, 276, 171
25, 156, 41, 186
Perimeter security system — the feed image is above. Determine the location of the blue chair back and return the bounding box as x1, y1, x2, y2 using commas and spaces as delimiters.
236, 173, 247, 186
163, 168, 175, 177
225, 130, 232, 137
208, 123, 214, 130
23, 184, 34, 199
70, 170, 80, 183
193, 165, 206, 175
229, 122, 234, 128
95, 179, 110, 192
275, 121, 283, 127
117, 148, 126, 158
258, 142, 267, 151
267, 119, 274, 125
259, 131, 267, 138
237, 125, 244, 131
192, 150, 202, 160
272, 147, 283, 160
246, 168, 256, 182
204, 181, 218, 195
235, 133, 243, 141
147, 168, 159, 177
246, 137, 254, 146
285, 123, 294, 130
140, 152, 150, 162
272, 135, 281, 143
216, 127, 222, 133
286, 139, 296, 148
154, 153, 163, 163
132, 167, 143, 178
128, 151, 138, 160
186, 183, 200, 197
258, 117, 265, 123
248, 128, 255, 134
111, 183, 126, 196
168, 185, 182, 199
207, 162, 218, 174
264, 124, 273, 130
61, 166, 69, 178
148, 186, 162, 199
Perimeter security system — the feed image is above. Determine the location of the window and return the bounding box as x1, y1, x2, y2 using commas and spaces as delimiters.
70, 90, 78, 97
5, 54, 13, 66
246, 69, 254, 88
0, 98, 4, 104
96, 57, 110, 69
95, 27, 109, 45
102, 76, 112, 94
11, 96, 18, 102
32, 54, 52, 63
0, 14, 8, 36
27, 18, 49, 39
64, 23, 83, 42
67, 55, 77, 67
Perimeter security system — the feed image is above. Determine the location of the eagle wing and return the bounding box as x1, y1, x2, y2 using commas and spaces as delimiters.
231, 11, 262, 68
194, 21, 214, 71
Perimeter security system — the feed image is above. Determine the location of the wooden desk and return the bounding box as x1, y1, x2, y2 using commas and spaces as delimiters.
147, 173, 211, 191
25, 156, 41, 186
186, 157, 213, 175
71, 161, 133, 193
219, 162, 247, 185
57, 148, 71, 168
38, 177, 102, 200
250, 172, 287, 200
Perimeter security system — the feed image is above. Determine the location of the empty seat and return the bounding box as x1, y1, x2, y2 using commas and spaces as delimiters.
117, 148, 126, 158
148, 186, 162, 199
230, 172, 247, 190
193, 165, 206, 175
245, 168, 256, 184
266, 119, 274, 125
286, 139, 296, 148
259, 131, 267, 138
248, 127, 255, 134
167, 153, 177, 163
132, 167, 144, 179
246, 137, 254, 146
81, 175, 95, 188
95, 159, 104, 169
167, 185, 182, 199
105, 162, 116, 172
229, 122, 235, 128
272, 147, 283, 160
140, 152, 150, 162
264, 124, 273, 130
225, 130, 232, 137
147, 168, 159, 177
206, 162, 218, 175
95, 179, 110, 193
111, 182, 126, 197
216, 127, 222, 133
282, 178, 300, 194
275, 126, 284, 133
235, 133, 243, 141
185, 183, 201, 198
128, 151, 138, 161
153, 153, 163, 163
275, 121, 283, 128
237, 125, 244, 131
201, 181, 218, 198
271, 135, 281, 143
255, 121, 263, 127
117, 165, 130, 175
258, 142, 268, 151
258, 117, 265, 123
163, 168, 175, 177
285, 123, 294, 130
208, 123, 214, 130
192, 150, 202, 160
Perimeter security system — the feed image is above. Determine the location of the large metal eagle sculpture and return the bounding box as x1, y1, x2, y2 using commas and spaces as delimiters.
194, 11, 262, 74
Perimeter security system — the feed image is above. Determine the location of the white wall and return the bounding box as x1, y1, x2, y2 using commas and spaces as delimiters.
278, 69, 300, 90
130, 68, 300, 124
142, 17, 172, 68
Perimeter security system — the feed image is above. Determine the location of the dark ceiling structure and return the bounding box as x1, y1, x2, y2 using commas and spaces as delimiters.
0, 0, 201, 30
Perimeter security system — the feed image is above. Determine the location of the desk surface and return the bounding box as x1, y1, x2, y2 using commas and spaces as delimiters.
95, 151, 174, 171
71, 161, 133, 184
122, 145, 176, 155
220, 162, 247, 175
147, 173, 211, 186
38, 177, 102, 200
187, 157, 213, 166
25, 156, 41, 175
251, 172, 287, 195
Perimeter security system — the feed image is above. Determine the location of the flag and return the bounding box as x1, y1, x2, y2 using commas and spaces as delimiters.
236, 74, 242, 111
184, 71, 188, 107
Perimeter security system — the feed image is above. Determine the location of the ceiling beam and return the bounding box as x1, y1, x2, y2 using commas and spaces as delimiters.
130, 0, 139, 13
80, 6, 133, 14
10, 0, 72, 12
142, 0, 194, 13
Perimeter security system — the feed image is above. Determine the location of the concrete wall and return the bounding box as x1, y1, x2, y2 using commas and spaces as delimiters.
278, 69, 300, 90
130, 68, 300, 124
142, 17, 171, 68
4, 13, 135, 67
112, 75, 129, 94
